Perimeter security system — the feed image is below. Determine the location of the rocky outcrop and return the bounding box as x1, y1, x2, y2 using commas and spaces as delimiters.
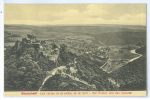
5, 34, 114, 91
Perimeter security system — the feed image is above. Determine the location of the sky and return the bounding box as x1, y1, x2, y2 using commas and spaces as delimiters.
5, 4, 146, 25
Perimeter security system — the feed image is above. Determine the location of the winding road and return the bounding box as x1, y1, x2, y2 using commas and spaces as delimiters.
38, 40, 143, 91
100, 48, 143, 74
129, 49, 142, 62
38, 66, 96, 91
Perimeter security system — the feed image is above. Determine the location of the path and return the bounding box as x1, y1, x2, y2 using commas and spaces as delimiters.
38, 66, 96, 91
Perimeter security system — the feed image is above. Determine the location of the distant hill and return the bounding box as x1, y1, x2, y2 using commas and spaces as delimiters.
5, 24, 146, 46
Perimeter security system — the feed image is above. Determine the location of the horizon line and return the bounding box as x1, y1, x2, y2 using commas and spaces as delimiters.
4, 23, 146, 27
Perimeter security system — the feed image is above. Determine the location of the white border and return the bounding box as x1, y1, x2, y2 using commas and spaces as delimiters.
0, 0, 150, 100
4, 0, 148, 3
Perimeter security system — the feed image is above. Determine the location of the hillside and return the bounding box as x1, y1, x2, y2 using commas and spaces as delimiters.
110, 47, 146, 91
4, 24, 146, 91
5, 34, 114, 91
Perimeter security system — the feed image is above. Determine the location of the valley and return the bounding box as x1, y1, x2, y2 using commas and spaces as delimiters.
4, 24, 146, 91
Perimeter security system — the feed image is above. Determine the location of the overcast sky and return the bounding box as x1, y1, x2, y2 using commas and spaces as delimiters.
5, 4, 146, 25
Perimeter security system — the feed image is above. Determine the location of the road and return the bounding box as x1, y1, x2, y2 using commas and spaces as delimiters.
100, 48, 143, 74
38, 66, 96, 91
129, 49, 142, 62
